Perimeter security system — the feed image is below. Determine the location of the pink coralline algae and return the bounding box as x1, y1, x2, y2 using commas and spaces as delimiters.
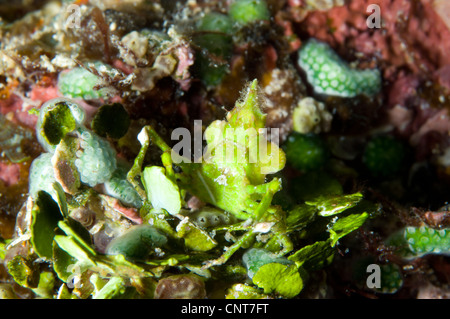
296, 0, 450, 81
0, 162, 21, 187
297, 0, 450, 158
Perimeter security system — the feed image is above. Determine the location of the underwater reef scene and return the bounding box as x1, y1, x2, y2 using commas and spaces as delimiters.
1, 0, 450, 300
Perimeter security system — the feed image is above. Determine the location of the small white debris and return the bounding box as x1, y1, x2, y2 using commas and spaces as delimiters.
234, 284, 245, 292
292, 97, 332, 134
51, 54, 77, 69
137, 128, 149, 145
175, 216, 190, 232
254, 222, 275, 233
224, 231, 237, 243
39, 55, 55, 72
214, 175, 228, 186
154, 247, 165, 257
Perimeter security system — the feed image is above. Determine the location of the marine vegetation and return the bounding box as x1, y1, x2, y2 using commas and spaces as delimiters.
1, 0, 450, 300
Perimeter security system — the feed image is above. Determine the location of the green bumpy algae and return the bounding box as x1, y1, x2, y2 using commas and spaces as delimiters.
375, 263, 404, 294
73, 128, 117, 187
229, 0, 270, 25
298, 39, 381, 98
192, 12, 233, 87
283, 132, 329, 172
57, 61, 111, 100
386, 225, 450, 259
29, 153, 58, 200
363, 135, 406, 177
104, 163, 143, 208
195, 12, 233, 58
30, 98, 119, 199
369, 225, 450, 294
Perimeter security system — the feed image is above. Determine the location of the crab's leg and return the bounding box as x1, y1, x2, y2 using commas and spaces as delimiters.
268, 233, 293, 256
253, 179, 293, 255
249, 177, 282, 221
202, 178, 282, 269
127, 127, 151, 200
127, 125, 176, 198
202, 228, 257, 269
262, 206, 294, 256
212, 220, 253, 232
144, 125, 178, 180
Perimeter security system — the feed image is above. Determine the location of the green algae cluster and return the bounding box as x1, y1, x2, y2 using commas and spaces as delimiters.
298, 39, 381, 98
1, 81, 376, 299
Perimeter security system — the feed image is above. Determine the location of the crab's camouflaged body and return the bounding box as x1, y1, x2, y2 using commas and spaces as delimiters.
177, 80, 286, 220
135, 80, 285, 220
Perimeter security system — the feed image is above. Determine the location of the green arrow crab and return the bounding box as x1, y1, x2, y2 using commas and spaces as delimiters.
128, 79, 293, 267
